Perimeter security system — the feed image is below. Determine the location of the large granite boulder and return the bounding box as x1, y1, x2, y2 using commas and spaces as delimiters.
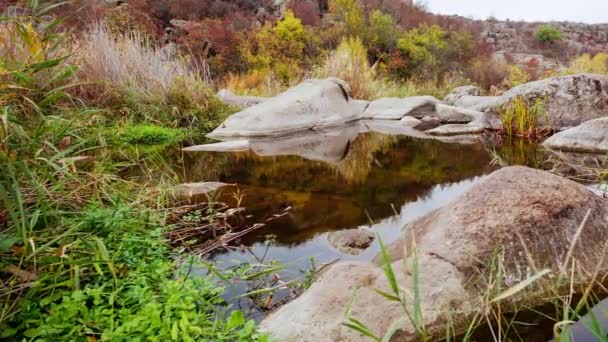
362, 96, 441, 120
494, 74, 608, 129
543, 117, 608, 153
261, 167, 608, 341
443, 85, 481, 106
208, 78, 363, 138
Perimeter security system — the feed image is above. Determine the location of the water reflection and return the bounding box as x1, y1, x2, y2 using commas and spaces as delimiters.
182, 134, 494, 247
210, 177, 486, 320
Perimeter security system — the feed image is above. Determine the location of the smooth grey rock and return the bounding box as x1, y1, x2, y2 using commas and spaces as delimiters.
362, 96, 441, 120
327, 228, 374, 255
217, 89, 267, 109
443, 85, 481, 106
435, 104, 483, 123
427, 111, 501, 136
175, 182, 231, 197
262, 167, 608, 341
543, 117, 608, 153
352, 99, 370, 113
183, 140, 251, 152
426, 123, 485, 136
495, 74, 608, 129
454, 95, 501, 112
208, 78, 363, 138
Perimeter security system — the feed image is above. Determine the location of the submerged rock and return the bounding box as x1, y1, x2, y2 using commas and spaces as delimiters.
543, 117, 608, 153
327, 228, 375, 255
261, 166, 608, 341
216, 89, 267, 109
362, 96, 441, 120
208, 78, 362, 138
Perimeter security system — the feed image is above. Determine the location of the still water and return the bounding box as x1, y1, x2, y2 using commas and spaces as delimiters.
172, 127, 519, 318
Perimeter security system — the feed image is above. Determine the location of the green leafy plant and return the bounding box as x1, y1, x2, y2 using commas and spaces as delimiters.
535, 25, 563, 43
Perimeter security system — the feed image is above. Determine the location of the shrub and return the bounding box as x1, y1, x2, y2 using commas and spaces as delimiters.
535, 25, 562, 43
241, 11, 308, 84
177, 18, 245, 77
398, 24, 446, 65
499, 96, 549, 138
505, 65, 530, 88
289, 0, 320, 26
316, 36, 378, 99
329, 0, 365, 37
367, 10, 398, 53
0, 15, 75, 116
565, 53, 608, 75
467, 57, 508, 90
225, 70, 286, 96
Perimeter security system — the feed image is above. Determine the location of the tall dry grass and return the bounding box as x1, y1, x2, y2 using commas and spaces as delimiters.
315, 36, 467, 100
73, 24, 206, 105
316, 36, 378, 99
71, 24, 228, 127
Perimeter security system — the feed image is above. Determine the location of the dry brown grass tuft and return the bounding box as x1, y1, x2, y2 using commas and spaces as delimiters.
72, 24, 206, 106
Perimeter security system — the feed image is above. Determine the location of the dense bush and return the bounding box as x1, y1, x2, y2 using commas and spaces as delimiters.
241, 10, 309, 84
566, 53, 608, 75
535, 25, 562, 43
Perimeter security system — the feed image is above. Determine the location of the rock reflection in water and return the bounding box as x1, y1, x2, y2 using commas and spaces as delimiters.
182, 132, 494, 247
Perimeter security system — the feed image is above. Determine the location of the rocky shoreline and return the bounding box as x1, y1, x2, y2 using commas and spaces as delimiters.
185, 73, 608, 341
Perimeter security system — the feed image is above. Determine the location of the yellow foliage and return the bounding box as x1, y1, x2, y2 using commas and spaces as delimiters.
241, 11, 308, 84
329, 0, 365, 37
397, 25, 447, 65
566, 53, 608, 75
225, 70, 286, 97
506, 65, 530, 88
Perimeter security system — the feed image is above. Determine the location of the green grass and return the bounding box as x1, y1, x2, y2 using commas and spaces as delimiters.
0, 6, 268, 340
499, 96, 550, 139
117, 124, 185, 145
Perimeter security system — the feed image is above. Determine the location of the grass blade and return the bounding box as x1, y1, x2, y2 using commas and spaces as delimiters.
490, 269, 551, 303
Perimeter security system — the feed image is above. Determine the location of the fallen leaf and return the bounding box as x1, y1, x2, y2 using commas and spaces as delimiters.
4, 265, 37, 282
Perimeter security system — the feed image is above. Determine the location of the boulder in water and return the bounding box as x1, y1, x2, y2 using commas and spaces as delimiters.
362, 96, 441, 120
208, 78, 363, 138
261, 166, 608, 341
